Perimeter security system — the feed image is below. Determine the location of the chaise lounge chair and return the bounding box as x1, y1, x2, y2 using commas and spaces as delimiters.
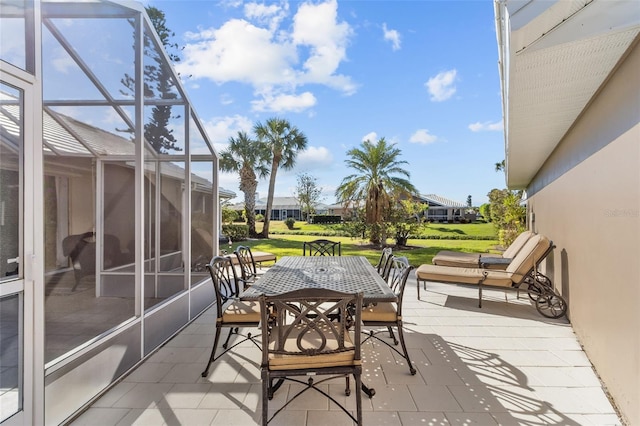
416, 233, 567, 318
432, 230, 533, 270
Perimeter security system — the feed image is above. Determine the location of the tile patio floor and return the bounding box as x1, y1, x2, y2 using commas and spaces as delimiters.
71, 272, 623, 426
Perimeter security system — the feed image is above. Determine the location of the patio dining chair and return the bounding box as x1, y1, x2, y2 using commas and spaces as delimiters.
375, 247, 393, 280
233, 245, 261, 289
362, 256, 416, 375
302, 239, 341, 256
259, 288, 364, 426
201, 255, 261, 378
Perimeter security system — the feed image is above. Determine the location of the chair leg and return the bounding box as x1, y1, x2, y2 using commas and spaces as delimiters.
261, 370, 269, 426
354, 371, 363, 426
396, 321, 416, 375
222, 327, 236, 349
344, 375, 351, 396
201, 323, 223, 377
387, 326, 398, 345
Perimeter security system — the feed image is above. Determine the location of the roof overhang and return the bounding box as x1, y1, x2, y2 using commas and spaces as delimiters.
495, 0, 640, 188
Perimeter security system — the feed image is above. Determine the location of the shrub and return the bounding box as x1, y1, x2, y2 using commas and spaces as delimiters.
221, 207, 238, 224
255, 214, 264, 222
222, 224, 248, 241
284, 217, 296, 230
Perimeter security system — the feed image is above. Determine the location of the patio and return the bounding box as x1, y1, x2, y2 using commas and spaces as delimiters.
70, 272, 622, 426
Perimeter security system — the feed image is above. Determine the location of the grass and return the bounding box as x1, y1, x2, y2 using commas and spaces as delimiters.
227, 233, 500, 267
261, 220, 497, 239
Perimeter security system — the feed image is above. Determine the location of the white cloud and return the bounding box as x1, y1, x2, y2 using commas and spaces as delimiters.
201, 115, 253, 152
425, 69, 457, 102
382, 23, 401, 51
251, 91, 317, 113
292, 0, 356, 93
244, 2, 288, 32
220, 93, 234, 105
52, 48, 76, 74
361, 131, 378, 143
296, 146, 334, 169
409, 129, 438, 145
178, 19, 297, 87
468, 120, 503, 132
176, 0, 357, 113
218, 171, 241, 194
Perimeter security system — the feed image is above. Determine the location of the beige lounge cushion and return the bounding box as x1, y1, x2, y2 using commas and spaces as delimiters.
433, 251, 483, 266
433, 251, 509, 269
227, 251, 276, 265
505, 234, 551, 281
222, 300, 261, 323
502, 230, 534, 258
268, 323, 357, 370
415, 264, 514, 287
252, 251, 277, 263
432, 231, 534, 269
362, 302, 397, 322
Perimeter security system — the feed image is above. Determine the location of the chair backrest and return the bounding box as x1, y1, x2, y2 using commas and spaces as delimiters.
506, 234, 553, 282
234, 245, 257, 286
259, 288, 362, 369
62, 232, 96, 273
303, 239, 341, 256
386, 257, 413, 310
376, 247, 393, 279
206, 256, 241, 319
502, 230, 534, 259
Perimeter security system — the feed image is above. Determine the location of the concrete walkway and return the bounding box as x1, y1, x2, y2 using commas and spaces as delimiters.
71, 273, 622, 425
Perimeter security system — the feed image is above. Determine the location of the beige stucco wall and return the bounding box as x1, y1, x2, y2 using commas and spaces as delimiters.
526, 43, 640, 425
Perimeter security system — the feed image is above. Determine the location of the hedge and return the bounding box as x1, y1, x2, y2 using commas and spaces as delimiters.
268, 229, 496, 240
222, 224, 249, 241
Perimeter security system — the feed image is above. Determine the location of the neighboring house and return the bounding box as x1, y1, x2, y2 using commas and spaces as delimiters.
324, 194, 465, 222
232, 196, 329, 221
325, 201, 355, 218
496, 1, 639, 424
0, 2, 224, 424
416, 193, 466, 222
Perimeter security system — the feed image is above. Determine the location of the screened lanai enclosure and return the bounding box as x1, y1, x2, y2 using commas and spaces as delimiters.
0, 1, 223, 424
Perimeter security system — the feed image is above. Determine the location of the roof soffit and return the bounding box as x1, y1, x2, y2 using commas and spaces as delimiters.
501, 0, 640, 188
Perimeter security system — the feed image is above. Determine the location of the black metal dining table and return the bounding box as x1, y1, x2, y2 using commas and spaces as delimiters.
240, 255, 395, 398
240, 255, 397, 304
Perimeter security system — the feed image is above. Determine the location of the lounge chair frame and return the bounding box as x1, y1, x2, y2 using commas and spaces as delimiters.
417, 242, 567, 319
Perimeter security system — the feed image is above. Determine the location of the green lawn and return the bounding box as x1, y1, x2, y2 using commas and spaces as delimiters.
259, 220, 497, 239
227, 233, 500, 267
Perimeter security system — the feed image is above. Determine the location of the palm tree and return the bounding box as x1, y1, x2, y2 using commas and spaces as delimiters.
254, 118, 308, 238
219, 131, 269, 237
335, 138, 417, 245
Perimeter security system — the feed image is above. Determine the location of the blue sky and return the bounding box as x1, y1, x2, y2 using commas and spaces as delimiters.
149, 0, 506, 206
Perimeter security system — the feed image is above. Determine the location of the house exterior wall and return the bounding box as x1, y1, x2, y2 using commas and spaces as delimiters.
526, 42, 640, 425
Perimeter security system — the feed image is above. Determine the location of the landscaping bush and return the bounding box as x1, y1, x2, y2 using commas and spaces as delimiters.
222, 224, 249, 241
255, 214, 264, 222
284, 217, 296, 230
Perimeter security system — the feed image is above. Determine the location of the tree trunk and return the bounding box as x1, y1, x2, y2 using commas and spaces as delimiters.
239, 166, 258, 237
261, 155, 280, 238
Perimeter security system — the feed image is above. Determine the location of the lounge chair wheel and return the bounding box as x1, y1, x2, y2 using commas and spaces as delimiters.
526, 281, 544, 301
535, 293, 567, 319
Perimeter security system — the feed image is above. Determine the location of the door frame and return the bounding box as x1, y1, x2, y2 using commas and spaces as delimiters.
1, 65, 44, 426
